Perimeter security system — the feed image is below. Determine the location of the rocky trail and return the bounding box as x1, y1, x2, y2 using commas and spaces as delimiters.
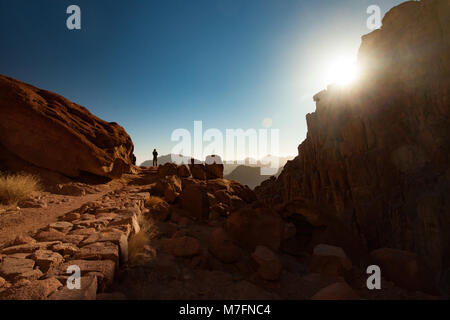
0, 165, 438, 300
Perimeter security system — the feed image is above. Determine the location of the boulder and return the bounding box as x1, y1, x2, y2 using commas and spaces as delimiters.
205, 155, 224, 179
0, 278, 62, 300
158, 163, 178, 178
311, 282, 359, 300
208, 228, 241, 264
251, 246, 282, 281
180, 183, 210, 222
226, 208, 284, 251
154, 175, 182, 203
370, 248, 432, 292
59, 259, 115, 291
189, 164, 207, 180
0, 257, 36, 281
161, 236, 201, 257
311, 244, 352, 277
74, 241, 119, 264
31, 249, 64, 273
177, 165, 191, 178
0, 75, 134, 179
49, 276, 97, 300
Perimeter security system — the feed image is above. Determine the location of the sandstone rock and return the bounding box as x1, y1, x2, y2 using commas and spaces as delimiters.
34, 229, 66, 242
155, 175, 182, 203
1, 241, 61, 255
0, 276, 5, 288
55, 183, 86, 196
254, 0, 450, 280
31, 249, 64, 273
226, 208, 284, 251
49, 221, 73, 231
109, 215, 140, 236
81, 231, 128, 263
51, 243, 79, 256
177, 165, 191, 178
0, 278, 62, 300
311, 282, 359, 300
74, 241, 119, 264
161, 236, 201, 257
49, 276, 97, 300
0, 257, 36, 281
63, 212, 81, 222
205, 155, 224, 179
370, 248, 432, 292
151, 201, 171, 222
60, 259, 115, 291
180, 184, 210, 222
0, 75, 135, 179
158, 163, 178, 178
189, 164, 207, 180
311, 244, 352, 277
12, 235, 36, 246
251, 246, 282, 281
208, 228, 241, 264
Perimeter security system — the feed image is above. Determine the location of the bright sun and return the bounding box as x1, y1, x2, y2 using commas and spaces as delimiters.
324, 56, 359, 87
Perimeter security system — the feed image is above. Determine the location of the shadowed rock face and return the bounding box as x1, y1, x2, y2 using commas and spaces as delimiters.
256, 0, 450, 286
0, 75, 135, 179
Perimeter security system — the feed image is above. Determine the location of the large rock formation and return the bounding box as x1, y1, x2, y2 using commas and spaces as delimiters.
256, 0, 449, 290
0, 75, 135, 179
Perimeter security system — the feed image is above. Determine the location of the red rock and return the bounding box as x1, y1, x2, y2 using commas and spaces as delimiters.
158, 163, 178, 178
311, 244, 352, 277
208, 228, 241, 264
189, 164, 207, 180
161, 236, 201, 257
60, 259, 115, 291
177, 165, 191, 178
0, 278, 62, 300
251, 246, 282, 281
226, 208, 284, 251
311, 282, 359, 300
31, 249, 64, 273
0, 75, 135, 179
180, 184, 210, 222
205, 155, 224, 179
0, 257, 36, 281
370, 248, 433, 292
254, 0, 450, 281
49, 276, 97, 300
74, 241, 119, 264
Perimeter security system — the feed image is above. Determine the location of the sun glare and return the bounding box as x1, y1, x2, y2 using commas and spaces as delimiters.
324, 56, 359, 87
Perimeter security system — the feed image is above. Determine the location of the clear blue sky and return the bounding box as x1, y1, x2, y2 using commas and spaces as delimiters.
0, 0, 403, 164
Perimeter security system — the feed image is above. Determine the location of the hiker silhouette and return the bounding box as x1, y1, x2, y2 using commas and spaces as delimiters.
152, 149, 158, 167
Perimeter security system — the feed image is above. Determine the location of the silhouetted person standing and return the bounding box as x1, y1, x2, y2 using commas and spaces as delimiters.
153, 149, 158, 167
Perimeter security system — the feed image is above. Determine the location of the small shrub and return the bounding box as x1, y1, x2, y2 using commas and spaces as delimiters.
128, 215, 158, 264
0, 172, 40, 205
144, 195, 165, 209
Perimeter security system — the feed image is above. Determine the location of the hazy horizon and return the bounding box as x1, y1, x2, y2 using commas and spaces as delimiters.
0, 0, 404, 164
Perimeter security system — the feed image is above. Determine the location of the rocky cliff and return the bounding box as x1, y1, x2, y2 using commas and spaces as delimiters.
256, 0, 450, 289
0, 75, 135, 179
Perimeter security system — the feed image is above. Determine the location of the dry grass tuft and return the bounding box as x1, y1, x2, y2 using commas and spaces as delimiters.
144, 195, 165, 209
0, 172, 40, 205
128, 214, 158, 265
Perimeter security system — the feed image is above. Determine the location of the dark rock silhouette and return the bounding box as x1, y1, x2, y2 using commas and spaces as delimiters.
256, 0, 450, 292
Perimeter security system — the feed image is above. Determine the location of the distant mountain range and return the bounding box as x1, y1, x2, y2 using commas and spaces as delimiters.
140, 154, 294, 189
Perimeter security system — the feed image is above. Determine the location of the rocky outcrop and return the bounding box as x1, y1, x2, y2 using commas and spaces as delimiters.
256, 0, 450, 291
0, 75, 135, 179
